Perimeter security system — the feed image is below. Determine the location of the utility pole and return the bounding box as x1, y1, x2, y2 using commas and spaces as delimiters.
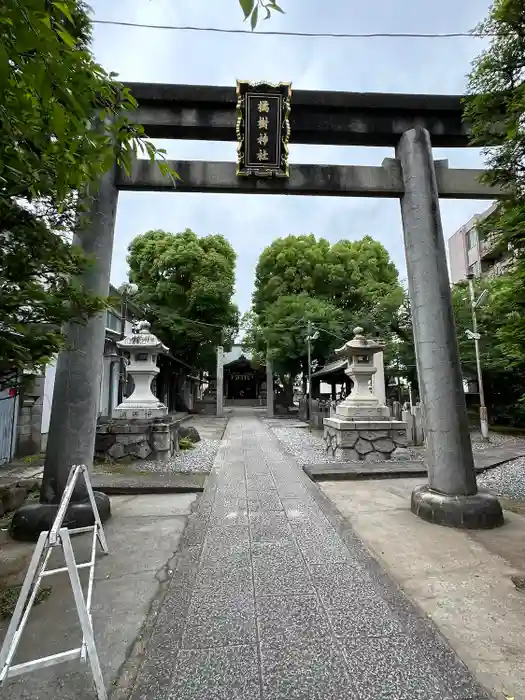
216, 343, 224, 418
307, 322, 312, 420
306, 322, 319, 421
467, 273, 489, 441
266, 343, 274, 418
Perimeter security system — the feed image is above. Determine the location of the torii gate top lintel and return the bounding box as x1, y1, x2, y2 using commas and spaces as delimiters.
119, 80, 500, 199
123, 81, 469, 148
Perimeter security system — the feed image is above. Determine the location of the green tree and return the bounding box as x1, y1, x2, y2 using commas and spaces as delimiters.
378, 277, 525, 420
328, 237, 404, 331
381, 291, 418, 398
1, 0, 171, 218
1, 0, 174, 385
253, 235, 332, 313
465, 0, 525, 364
253, 234, 403, 335
452, 276, 525, 426
249, 233, 404, 403
127, 229, 239, 370
243, 294, 345, 403
0, 200, 106, 388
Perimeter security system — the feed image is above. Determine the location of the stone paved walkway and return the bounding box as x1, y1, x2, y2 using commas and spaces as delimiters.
129, 411, 493, 700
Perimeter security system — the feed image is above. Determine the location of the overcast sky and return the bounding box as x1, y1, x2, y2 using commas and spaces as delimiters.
90, 0, 493, 314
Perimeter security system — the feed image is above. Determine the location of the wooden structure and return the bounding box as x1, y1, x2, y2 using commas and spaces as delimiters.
223, 346, 266, 404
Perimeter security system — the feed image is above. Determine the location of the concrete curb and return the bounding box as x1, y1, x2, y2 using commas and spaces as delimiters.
92, 471, 208, 495
94, 483, 206, 495
303, 447, 525, 482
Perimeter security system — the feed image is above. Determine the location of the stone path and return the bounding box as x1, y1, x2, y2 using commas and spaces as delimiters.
129, 411, 492, 700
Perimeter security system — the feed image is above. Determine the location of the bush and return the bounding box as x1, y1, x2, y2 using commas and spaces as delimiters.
179, 437, 196, 451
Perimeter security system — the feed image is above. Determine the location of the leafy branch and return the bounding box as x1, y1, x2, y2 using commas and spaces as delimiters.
239, 0, 285, 30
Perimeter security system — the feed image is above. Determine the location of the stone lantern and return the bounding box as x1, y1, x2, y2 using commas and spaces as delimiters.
333, 327, 390, 421
323, 327, 407, 462
113, 320, 168, 419
95, 321, 180, 464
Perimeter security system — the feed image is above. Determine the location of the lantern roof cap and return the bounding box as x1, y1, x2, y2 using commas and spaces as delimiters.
335, 327, 384, 358
117, 320, 168, 353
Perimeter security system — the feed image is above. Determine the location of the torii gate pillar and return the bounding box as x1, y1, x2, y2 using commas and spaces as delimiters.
396, 127, 503, 529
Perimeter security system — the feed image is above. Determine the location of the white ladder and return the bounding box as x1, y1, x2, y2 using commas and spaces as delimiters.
0, 464, 109, 699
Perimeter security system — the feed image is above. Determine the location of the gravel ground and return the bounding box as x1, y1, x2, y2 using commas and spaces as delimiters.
265, 420, 525, 471
478, 456, 525, 501
267, 424, 331, 464
264, 421, 420, 464
130, 438, 221, 474
471, 431, 525, 450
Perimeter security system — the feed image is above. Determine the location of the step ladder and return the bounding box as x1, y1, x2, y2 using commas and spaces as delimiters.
0, 464, 109, 699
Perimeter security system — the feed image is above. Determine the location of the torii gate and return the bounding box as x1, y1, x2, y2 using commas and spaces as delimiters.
14, 82, 504, 538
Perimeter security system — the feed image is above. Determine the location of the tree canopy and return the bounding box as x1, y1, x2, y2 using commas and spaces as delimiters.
243, 295, 345, 400
0, 0, 174, 386
0, 0, 277, 385
246, 233, 404, 398
393, 273, 525, 425
465, 0, 525, 368
127, 229, 239, 371
1, 0, 171, 218
253, 234, 403, 326
0, 200, 106, 388
452, 276, 525, 426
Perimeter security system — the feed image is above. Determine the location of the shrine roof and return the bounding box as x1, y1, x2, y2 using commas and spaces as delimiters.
223, 344, 253, 366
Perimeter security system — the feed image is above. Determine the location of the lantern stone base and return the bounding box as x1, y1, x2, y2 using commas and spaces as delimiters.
323, 417, 408, 462
95, 416, 179, 463
112, 402, 168, 420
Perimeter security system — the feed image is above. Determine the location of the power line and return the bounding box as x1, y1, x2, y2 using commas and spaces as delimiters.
91, 19, 495, 39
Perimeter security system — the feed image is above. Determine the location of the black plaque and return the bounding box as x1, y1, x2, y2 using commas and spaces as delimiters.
236, 80, 291, 178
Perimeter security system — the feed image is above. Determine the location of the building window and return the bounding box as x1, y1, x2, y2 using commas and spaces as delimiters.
106, 310, 121, 332
467, 229, 478, 250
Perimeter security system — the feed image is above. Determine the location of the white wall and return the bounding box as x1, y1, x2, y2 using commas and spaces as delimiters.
41, 359, 57, 436
99, 356, 120, 417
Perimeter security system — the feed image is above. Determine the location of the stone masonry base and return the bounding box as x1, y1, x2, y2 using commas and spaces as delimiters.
323, 423, 408, 461
95, 417, 179, 462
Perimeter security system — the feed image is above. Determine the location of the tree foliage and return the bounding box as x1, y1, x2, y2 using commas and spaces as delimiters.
247, 234, 403, 395
1, 0, 171, 215
253, 234, 402, 326
243, 294, 345, 397
0, 0, 174, 385
395, 273, 525, 425
0, 200, 107, 388
127, 229, 239, 371
239, 0, 285, 30
465, 0, 525, 367
452, 276, 525, 426
381, 291, 418, 396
